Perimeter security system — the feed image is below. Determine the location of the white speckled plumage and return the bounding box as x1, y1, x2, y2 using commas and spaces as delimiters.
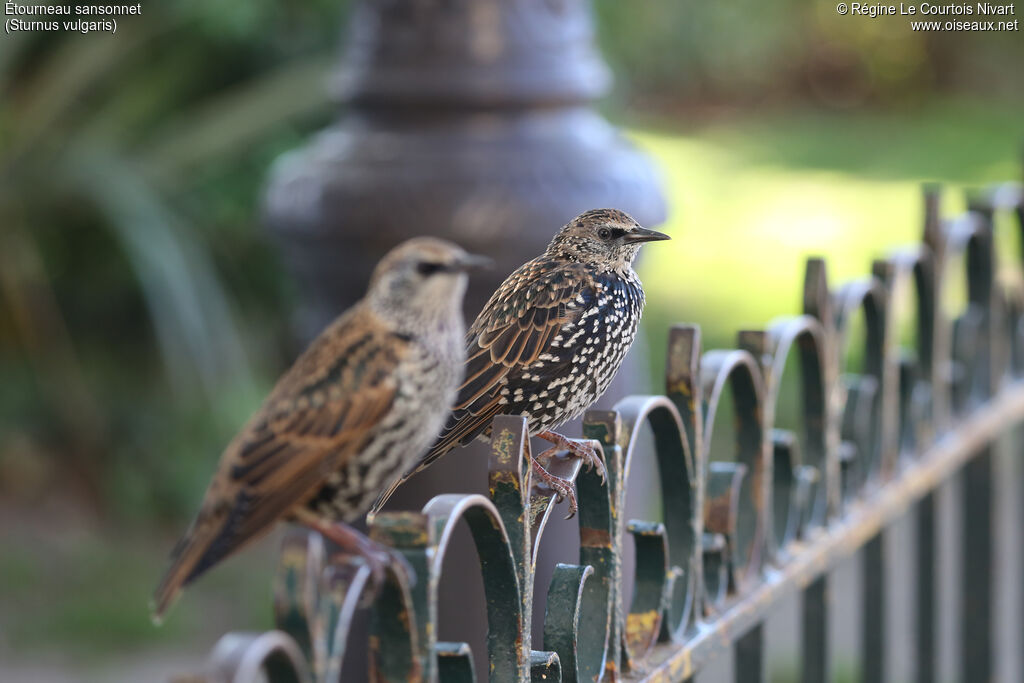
372, 209, 669, 512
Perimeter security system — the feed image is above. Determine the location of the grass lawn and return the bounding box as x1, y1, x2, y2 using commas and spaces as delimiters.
0, 506, 278, 679
630, 98, 1023, 376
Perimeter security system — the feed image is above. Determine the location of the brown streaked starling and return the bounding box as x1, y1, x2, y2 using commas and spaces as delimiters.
373, 209, 670, 517
152, 238, 488, 621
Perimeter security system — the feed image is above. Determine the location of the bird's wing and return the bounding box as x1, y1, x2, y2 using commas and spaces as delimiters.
153, 307, 404, 618
370, 259, 590, 514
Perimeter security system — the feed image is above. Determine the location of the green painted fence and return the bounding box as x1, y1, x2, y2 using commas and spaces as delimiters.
177, 177, 1024, 683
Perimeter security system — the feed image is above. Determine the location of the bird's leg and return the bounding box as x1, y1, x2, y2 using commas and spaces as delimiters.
529, 456, 579, 518
536, 430, 607, 483
531, 431, 606, 519
292, 509, 413, 599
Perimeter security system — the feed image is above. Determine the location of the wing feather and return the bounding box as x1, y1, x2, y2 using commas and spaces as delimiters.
153, 307, 404, 617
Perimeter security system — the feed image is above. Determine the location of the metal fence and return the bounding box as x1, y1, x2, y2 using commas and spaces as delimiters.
180, 178, 1024, 683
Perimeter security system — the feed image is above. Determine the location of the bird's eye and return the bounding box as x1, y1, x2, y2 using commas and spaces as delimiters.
597, 227, 612, 240
416, 261, 445, 276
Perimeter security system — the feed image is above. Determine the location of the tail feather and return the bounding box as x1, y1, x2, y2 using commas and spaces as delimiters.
152, 495, 286, 622
369, 439, 448, 516
151, 518, 220, 624
370, 408, 501, 516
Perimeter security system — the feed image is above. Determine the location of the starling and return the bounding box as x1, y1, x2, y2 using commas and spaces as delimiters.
373, 209, 669, 516
152, 238, 488, 621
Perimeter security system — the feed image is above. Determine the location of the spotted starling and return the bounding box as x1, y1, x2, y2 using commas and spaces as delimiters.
151, 238, 488, 621
373, 209, 670, 516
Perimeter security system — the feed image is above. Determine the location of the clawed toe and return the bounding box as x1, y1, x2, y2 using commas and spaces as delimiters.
530, 456, 580, 518
550, 479, 578, 518
569, 441, 606, 483
538, 430, 606, 484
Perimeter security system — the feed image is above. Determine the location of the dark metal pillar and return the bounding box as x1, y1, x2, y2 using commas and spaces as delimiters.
863, 531, 887, 683
735, 622, 766, 683
915, 491, 936, 683
803, 575, 829, 683
264, 0, 666, 339
961, 447, 994, 683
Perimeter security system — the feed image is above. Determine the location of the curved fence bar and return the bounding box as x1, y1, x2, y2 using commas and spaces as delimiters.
699, 348, 768, 593
834, 276, 889, 495
206, 630, 311, 683
759, 315, 829, 539
180, 178, 1024, 682
875, 247, 938, 458
421, 494, 524, 681
611, 395, 695, 641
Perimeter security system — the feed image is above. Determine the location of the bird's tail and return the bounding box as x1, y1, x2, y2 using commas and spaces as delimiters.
150, 516, 218, 624
369, 463, 420, 517
369, 440, 450, 516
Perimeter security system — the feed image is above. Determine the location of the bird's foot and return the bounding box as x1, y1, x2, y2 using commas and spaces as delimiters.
297, 516, 414, 604
537, 430, 607, 484
530, 455, 579, 519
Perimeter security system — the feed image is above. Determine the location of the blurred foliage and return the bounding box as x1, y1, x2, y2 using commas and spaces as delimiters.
0, 0, 345, 522
0, 515, 277, 668
593, 0, 1024, 110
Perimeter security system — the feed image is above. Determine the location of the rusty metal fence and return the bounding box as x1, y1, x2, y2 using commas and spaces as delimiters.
182, 179, 1024, 683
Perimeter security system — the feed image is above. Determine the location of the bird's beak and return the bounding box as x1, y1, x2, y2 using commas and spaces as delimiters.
622, 226, 671, 244
449, 253, 494, 272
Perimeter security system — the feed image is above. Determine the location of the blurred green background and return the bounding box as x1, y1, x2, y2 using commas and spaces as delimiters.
0, 0, 1021, 679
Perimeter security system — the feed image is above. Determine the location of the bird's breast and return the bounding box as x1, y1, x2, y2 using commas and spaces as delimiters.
504, 272, 645, 432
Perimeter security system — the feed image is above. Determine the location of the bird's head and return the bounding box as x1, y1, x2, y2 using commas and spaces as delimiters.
545, 209, 670, 271
367, 237, 490, 331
